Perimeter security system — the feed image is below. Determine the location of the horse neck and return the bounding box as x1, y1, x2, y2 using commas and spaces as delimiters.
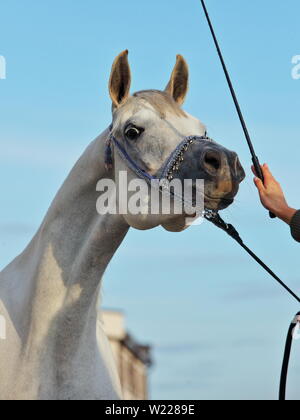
2, 129, 129, 344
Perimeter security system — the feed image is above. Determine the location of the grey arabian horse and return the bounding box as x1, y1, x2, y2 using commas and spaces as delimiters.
0, 51, 245, 400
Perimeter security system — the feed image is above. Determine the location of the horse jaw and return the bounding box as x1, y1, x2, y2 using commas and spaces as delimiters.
161, 215, 195, 232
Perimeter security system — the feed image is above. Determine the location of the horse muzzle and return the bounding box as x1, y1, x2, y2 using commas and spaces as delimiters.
161, 136, 245, 211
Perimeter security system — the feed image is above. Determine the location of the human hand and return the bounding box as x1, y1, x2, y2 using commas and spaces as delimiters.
252, 164, 296, 224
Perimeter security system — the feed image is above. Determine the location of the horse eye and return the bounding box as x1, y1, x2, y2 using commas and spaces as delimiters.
125, 126, 142, 141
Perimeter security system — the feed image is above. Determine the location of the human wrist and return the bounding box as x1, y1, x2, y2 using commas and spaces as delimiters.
276, 206, 297, 225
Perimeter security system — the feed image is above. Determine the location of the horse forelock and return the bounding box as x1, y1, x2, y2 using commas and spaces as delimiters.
111, 90, 187, 131
133, 90, 187, 118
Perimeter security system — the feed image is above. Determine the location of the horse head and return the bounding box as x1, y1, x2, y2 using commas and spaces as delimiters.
107, 50, 245, 232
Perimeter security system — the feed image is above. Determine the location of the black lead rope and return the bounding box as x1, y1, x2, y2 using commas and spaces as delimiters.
204, 211, 300, 304
205, 211, 300, 400
279, 312, 300, 400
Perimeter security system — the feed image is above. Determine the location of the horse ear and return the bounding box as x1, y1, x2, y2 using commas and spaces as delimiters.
165, 55, 189, 106
109, 50, 131, 108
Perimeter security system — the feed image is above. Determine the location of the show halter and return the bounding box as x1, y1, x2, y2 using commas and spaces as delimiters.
106, 133, 212, 183
105, 132, 214, 214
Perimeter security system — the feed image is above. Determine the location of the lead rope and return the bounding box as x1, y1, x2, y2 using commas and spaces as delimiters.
204, 210, 300, 400
279, 312, 300, 400
204, 211, 300, 304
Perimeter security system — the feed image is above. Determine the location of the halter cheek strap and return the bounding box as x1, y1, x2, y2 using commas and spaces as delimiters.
104, 139, 114, 170
107, 134, 157, 182
104, 124, 114, 170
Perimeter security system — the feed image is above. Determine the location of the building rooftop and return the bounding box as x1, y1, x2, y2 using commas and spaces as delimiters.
101, 309, 152, 367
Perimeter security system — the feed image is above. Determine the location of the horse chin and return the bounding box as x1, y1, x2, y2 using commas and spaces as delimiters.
161, 215, 192, 233
125, 199, 235, 232
123, 214, 161, 231
161, 197, 236, 233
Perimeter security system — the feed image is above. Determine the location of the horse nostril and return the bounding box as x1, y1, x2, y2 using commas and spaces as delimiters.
203, 150, 221, 173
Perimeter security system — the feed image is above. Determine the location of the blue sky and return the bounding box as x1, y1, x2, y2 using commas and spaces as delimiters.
0, 0, 299, 400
